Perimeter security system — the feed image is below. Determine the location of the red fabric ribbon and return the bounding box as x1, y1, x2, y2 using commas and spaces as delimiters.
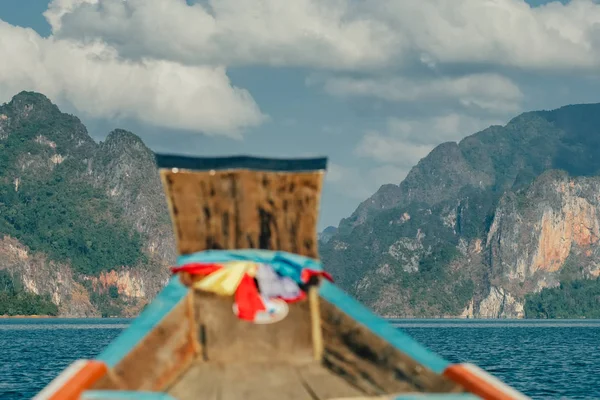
301, 269, 334, 283
235, 274, 267, 321
170, 263, 222, 275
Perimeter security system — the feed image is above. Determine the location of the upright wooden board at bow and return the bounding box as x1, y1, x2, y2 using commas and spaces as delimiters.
156, 155, 327, 258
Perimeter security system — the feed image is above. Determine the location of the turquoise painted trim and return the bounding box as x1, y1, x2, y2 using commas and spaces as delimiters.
319, 281, 450, 374
391, 395, 481, 399
81, 391, 176, 400
176, 249, 324, 283
96, 276, 188, 367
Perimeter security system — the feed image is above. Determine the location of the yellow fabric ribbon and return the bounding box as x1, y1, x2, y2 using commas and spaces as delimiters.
192, 261, 258, 296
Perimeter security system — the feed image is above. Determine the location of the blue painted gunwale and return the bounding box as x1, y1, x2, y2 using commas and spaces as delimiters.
96, 276, 188, 368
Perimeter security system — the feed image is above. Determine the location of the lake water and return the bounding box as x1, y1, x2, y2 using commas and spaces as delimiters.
1, 318, 599, 399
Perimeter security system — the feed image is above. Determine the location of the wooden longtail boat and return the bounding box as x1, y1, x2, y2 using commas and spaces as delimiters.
35, 155, 530, 400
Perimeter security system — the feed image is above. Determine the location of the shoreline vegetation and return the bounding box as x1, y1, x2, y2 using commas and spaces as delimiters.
524, 277, 600, 319
2, 271, 598, 320
0, 270, 59, 317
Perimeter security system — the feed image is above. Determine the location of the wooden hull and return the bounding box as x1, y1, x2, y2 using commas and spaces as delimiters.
34, 155, 531, 400
34, 274, 529, 400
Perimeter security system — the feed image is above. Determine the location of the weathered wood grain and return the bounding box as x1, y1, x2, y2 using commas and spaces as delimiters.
160, 169, 324, 258
97, 288, 464, 398
168, 361, 368, 400
319, 299, 466, 396
219, 362, 314, 400
192, 291, 315, 364
167, 362, 222, 400
296, 362, 364, 399
89, 369, 126, 391
106, 293, 200, 391
309, 286, 324, 361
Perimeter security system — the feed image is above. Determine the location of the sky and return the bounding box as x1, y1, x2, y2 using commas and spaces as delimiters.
2, 0, 600, 230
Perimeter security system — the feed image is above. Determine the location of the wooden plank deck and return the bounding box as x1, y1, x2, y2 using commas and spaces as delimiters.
167, 361, 365, 400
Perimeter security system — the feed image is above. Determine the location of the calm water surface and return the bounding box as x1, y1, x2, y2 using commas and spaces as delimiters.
1, 318, 599, 399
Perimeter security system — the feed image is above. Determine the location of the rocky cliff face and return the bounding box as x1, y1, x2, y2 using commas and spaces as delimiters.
4, 90, 600, 319
0, 231, 169, 317
88, 129, 176, 266
0, 92, 174, 317
321, 102, 600, 318
480, 171, 600, 317
0, 236, 96, 317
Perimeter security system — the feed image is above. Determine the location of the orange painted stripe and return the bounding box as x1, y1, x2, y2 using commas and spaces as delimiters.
444, 364, 530, 400
34, 360, 108, 400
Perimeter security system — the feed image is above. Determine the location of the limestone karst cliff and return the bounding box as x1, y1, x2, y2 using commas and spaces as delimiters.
0, 92, 173, 316
4, 90, 600, 318
320, 102, 600, 318
481, 171, 600, 317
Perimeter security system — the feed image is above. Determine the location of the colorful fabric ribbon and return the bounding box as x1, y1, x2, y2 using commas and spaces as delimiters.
171, 250, 333, 323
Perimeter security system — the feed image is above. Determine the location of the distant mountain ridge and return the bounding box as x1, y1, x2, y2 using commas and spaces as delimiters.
0, 92, 173, 317
318, 226, 338, 243
344, 104, 600, 230
320, 101, 600, 318
2, 90, 600, 318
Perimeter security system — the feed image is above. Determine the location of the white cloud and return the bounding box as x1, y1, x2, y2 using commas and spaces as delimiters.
19, 0, 600, 141
325, 162, 349, 184
383, 0, 600, 70
356, 130, 433, 167
44, 0, 98, 32
320, 73, 523, 114
41, 0, 600, 134
4, 0, 600, 143
47, 0, 600, 71
326, 162, 405, 200
326, 163, 373, 200
355, 114, 503, 165
48, 0, 395, 70
330, 113, 503, 195
368, 164, 410, 187
0, 20, 265, 137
